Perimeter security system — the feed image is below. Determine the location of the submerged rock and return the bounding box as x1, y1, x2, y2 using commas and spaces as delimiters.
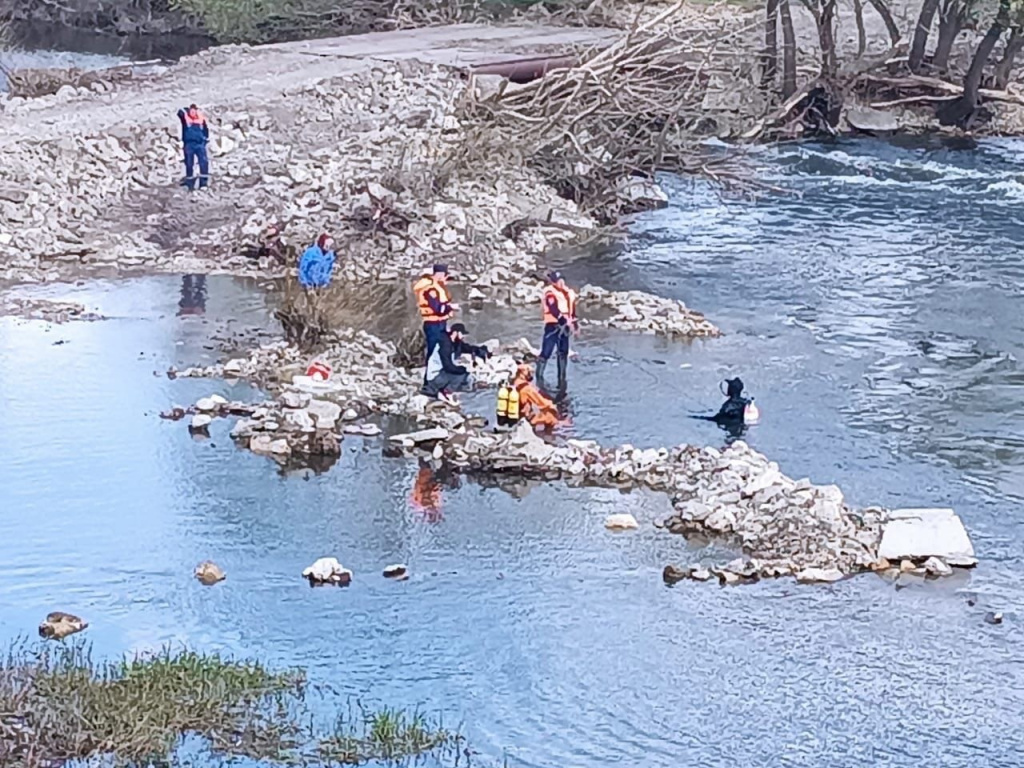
985, 611, 1004, 626
190, 413, 213, 430
795, 567, 844, 584
194, 561, 226, 585
605, 513, 639, 530
303, 557, 352, 586
383, 564, 409, 580
39, 612, 87, 640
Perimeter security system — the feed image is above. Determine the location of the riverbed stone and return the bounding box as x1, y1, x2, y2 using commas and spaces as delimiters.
878, 508, 976, 566
605, 513, 639, 530
38, 611, 87, 640
795, 567, 844, 584
303, 557, 352, 586
194, 561, 226, 585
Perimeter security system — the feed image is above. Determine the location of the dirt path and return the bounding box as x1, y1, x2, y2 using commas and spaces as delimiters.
0, 24, 616, 149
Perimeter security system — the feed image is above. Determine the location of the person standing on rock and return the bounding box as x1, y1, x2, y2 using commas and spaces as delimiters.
298, 234, 336, 288
413, 264, 459, 372
177, 104, 210, 191
537, 271, 578, 388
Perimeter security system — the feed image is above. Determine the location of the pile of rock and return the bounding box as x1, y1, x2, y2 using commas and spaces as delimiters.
0, 297, 104, 323
579, 285, 721, 338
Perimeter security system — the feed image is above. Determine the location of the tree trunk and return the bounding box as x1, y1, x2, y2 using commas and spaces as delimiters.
938, 4, 1008, 126
866, 0, 902, 46
932, 0, 965, 72
818, 0, 839, 78
780, 0, 798, 97
994, 27, 1024, 89
853, 0, 867, 57
763, 0, 780, 87
910, 0, 942, 72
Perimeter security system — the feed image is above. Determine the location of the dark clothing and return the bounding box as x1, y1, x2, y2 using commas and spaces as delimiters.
539, 322, 571, 361
183, 144, 209, 190
178, 108, 210, 146
714, 396, 750, 424
421, 370, 470, 398
424, 288, 452, 319
422, 332, 489, 396
423, 320, 448, 376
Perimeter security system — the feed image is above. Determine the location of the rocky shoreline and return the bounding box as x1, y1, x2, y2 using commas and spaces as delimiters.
167, 327, 977, 587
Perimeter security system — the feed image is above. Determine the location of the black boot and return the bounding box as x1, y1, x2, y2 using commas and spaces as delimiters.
536, 358, 548, 382
556, 353, 567, 388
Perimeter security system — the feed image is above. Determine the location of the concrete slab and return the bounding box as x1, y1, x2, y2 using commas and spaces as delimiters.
878, 508, 976, 567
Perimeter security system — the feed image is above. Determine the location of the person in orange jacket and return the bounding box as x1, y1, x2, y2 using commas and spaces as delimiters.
511, 363, 559, 430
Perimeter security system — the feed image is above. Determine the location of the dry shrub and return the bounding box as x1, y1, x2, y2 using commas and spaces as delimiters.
275, 278, 423, 365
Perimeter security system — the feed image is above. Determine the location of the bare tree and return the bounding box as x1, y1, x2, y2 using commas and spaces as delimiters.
800, 0, 839, 78
866, 0, 902, 46
932, 0, 972, 72
910, 0, 942, 72
993, 27, 1024, 87
763, 0, 780, 87
938, 0, 1010, 126
780, 0, 798, 97
853, 0, 868, 56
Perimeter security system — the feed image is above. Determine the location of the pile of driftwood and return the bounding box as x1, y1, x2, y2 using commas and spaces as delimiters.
461, 2, 762, 216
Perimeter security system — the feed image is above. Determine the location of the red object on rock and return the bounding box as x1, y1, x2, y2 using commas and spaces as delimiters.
306, 361, 332, 381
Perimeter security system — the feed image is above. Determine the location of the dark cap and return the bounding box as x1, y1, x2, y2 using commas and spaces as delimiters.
546, 270, 562, 283
433, 263, 449, 274
189, 103, 198, 110
449, 322, 467, 335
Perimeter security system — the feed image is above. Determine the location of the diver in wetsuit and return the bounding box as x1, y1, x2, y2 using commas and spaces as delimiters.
693, 377, 756, 440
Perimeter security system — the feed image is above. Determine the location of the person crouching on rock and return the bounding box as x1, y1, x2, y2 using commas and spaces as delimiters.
511, 363, 559, 430
421, 322, 490, 403
298, 234, 336, 288
177, 103, 210, 191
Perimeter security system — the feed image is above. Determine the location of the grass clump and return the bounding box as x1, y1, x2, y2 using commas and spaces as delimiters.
0, 641, 462, 768
320, 705, 462, 764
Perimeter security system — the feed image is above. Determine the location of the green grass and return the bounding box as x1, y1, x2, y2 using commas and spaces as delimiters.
0, 641, 463, 767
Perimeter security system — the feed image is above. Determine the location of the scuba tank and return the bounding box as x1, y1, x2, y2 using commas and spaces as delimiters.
496, 384, 521, 426
743, 398, 760, 425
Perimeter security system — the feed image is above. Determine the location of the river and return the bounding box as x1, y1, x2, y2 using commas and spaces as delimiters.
2, 138, 1023, 766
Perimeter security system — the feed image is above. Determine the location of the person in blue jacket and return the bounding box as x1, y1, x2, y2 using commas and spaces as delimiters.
298, 234, 336, 288
177, 104, 210, 191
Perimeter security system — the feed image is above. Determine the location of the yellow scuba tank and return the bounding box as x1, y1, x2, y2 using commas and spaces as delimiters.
507, 386, 520, 422
497, 385, 511, 424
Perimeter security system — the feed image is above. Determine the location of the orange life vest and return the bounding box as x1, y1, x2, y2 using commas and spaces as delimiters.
183, 109, 207, 127
542, 284, 577, 325
413, 276, 451, 322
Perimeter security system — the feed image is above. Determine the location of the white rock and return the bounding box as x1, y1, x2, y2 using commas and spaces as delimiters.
196, 397, 219, 412
605, 513, 639, 530
795, 567, 845, 584
878, 508, 975, 566
284, 408, 315, 432
307, 399, 342, 426
389, 427, 449, 444
190, 414, 212, 429
302, 557, 352, 585
923, 556, 953, 577
342, 408, 359, 421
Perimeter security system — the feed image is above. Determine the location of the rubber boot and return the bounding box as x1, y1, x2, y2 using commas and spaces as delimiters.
556, 353, 567, 389
536, 358, 548, 383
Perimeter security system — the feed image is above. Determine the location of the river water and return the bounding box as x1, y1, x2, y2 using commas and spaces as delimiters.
2, 138, 1023, 766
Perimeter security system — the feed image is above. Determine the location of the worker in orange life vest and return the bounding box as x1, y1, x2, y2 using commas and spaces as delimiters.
412, 264, 459, 371
537, 270, 578, 388
177, 104, 210, 191
512, 364, 559, 430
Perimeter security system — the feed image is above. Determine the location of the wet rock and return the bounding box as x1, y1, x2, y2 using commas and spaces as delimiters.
303, 557, 352, 586
283, 408, 315, 432
690, 566, 712, 582
899, 559, 917, 573
616, 177, 669, 213
846, 106, 900, 134
194, 561, 226, 585
878, 508, 976, 567
342, 408, 359, 421
196, 395, 227, 412
383, 564, 409, 580
662, 564, 689, 584
985, 611, 1004, 625
281, 391, 309, 409
795, 567, 844, 584
250, 434, 291, 456
605, 513, 639, 530
390, 427, 450, 445
307, 399, 342, 427
38, 612, 87, 640
161, 407, 186, 420
190, 414, 213, 430
923, 556, 953, 578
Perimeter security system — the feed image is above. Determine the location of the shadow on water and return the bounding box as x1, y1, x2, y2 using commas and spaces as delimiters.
4, 137, 1024, 767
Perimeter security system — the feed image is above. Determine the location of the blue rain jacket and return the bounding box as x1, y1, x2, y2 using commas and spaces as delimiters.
298, 244, 336, 288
